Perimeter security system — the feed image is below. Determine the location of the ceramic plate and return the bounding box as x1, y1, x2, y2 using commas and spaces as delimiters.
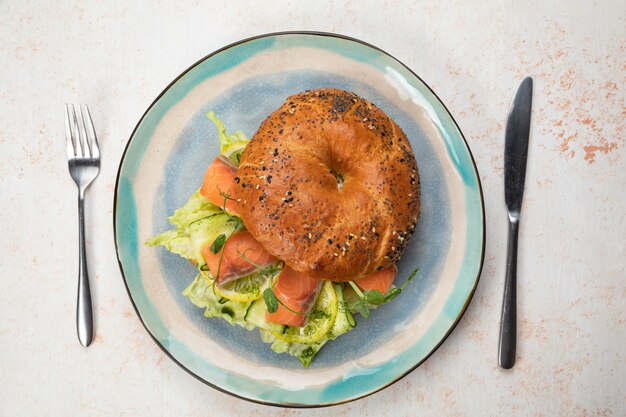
114, 32, 485, 407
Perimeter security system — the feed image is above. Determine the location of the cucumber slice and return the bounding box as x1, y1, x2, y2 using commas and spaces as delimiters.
245, 299, 285, 334
214, 270, 273, 303
188, 213, 238, 266
326, 284, 357, 339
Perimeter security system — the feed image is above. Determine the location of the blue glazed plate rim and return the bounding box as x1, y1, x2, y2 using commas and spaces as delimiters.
113, 31, 486, 408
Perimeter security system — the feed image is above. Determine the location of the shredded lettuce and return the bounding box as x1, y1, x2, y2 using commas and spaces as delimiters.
145, 190, 236, 265
206, 111, 249, 166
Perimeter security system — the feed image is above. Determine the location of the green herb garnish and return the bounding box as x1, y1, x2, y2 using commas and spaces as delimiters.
209, 234, 227, 254
263, 288, 279, 313
347, 268, 419, 317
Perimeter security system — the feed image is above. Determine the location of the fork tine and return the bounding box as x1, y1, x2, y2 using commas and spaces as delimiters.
81, 105, 99, 159
69, 104, 85, 156
76, 104, 90, 157
65, 104, 76, 157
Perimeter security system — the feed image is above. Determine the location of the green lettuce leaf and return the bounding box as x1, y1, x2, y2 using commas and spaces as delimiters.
207, 111, 249, 166
145, 190, 236, 265
183, 274, 254, 330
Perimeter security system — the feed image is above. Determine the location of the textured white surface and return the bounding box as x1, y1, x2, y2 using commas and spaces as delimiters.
0, 1, 624, 416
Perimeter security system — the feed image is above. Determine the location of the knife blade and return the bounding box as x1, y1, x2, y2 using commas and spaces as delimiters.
498, 76, 533, 369
504, 77, 533, 216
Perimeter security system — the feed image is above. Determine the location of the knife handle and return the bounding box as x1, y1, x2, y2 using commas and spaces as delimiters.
498, 217, 519, 369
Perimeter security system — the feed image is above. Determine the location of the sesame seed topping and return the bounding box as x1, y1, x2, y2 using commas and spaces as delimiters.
362, 118, 368, 122
345, 242, 350, 247
368, 124, 375, 130
333, 253, 338, 257
260, 161, 264, 165
308, 233, 312, 239
392, 246, 396, 251
237, 198, 242, 202
408, 193, 412, 197
288, 203, 293, 207
372, 227, 376, 233
281, 197, 286, 201
256, 184, 260, 189
361, 236, 366, 241
259, 175, 265, 179
392, 231, 396, 235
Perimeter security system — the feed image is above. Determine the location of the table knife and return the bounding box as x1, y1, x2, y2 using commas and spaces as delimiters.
499, 76, 533, 369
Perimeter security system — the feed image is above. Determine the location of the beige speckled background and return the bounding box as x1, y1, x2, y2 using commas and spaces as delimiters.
1, 1, 624, 416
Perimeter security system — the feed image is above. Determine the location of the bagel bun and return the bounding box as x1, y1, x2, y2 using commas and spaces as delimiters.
235, 89, 420, 281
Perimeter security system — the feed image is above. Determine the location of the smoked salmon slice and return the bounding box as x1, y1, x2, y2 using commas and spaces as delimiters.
201, 231, 275, 282
266, 266, 322, 327
200, 156, 240, 215
356, 266, 397, 294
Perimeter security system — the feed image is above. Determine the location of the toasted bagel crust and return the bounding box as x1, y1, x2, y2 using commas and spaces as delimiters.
236, 89, 420, 281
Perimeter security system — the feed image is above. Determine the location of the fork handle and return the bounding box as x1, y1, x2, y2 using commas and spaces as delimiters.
498, 217, 518, 369
77, 189, 94, 347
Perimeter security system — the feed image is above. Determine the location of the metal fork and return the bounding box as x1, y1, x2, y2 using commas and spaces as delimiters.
65, 104, 100, 347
